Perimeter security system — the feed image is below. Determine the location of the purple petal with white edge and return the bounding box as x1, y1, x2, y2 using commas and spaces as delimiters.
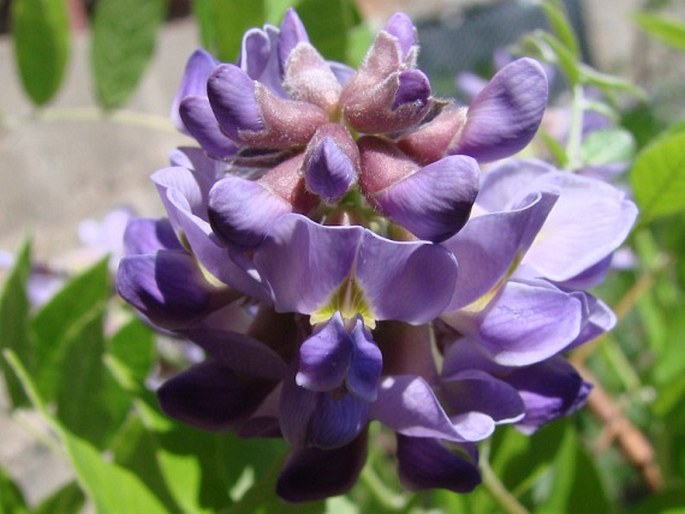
383, 12, 416, 58
296, 312, 352, 392
179, 96, 239, 158
371, 375, 490, 442
440, 369, 525, 424
356, 230, 458, 323
123, 217, 182, 255
153, 167, 269, 300
238, 27, 271, 80
278, 8, 310, 72
506, 357, 591, 434
397, 436, 481, 493
309, 393, 369, 449
254, 214, 362, 314
371, 154, 479, 242
277, 432, 367, 503
207, 64, 264, 139
475, 158, 553, 212
208, 176, 292, 249
116, 250, 224, 330
157, 361, 275, 431
304, 135, 357, 203
518, 170, 638, 282
452, 58, 548, 162
564, 294, 616, 351
171, 48, 218, 133
442, 278, 584, 366
393, 69, 430, 110
443, 191, 558, 310
180, 328, 287, 381
347, 318, 382, 402
280, 370, 318, 447
168, 146, 226, 183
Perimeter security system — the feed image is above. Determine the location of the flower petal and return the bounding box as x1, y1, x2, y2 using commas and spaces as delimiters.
171, 49, 218, 133
123, 217, 182, 255
309, 393, 369, 449
452, 58, 548, 162
396, 436, 481, 493
157, 361, 275, 431
371, 375, 482, 442
276, 432, 367, 503
179, 96, 239, 158
297, 312, 352, 392
347, 318, 382, 402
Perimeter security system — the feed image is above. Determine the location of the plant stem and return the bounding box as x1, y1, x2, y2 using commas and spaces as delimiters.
565, 84, 585, 171
480, 440, 531, 514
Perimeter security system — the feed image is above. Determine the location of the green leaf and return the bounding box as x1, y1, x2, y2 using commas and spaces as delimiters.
296, 0, 363, 64
627, 487, 685, 514
108, 317, 155, 385
11, 0, 70, 105
579, 63, 646, 99
33, 482, 86, 514
91, 0, 166, 109
0, 465, 29, 514
635, 12, 685, 52
193, 0, 266, 62
540, 0, 579, 58
0, 242, 34, 408
580, 128, 636, 166
2, 349, 168, 514
31, 258, 109, 402
630, 131, 685, 223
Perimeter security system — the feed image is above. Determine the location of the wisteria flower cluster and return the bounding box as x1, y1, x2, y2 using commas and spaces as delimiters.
116, 9, 637, 502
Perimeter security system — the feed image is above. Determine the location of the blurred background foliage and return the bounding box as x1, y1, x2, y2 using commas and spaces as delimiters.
2, 0, 685, 512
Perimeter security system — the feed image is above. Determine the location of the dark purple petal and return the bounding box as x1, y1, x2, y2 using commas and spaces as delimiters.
123, 217, 182, 256
396, 436, 481, 493
304, 135, 358, 203
280, 371, 319, 447
277, 8, 310, 72
452, 58, 548, 162
347, 318, 382, 402
383, 12, 416, 58
179, 96, 239, 158
355, 230, 458, 323
116, 250, 225, 330
309, 393, 369, 449
442, 278, 584, 366
276, 432, 368, 503
207, 64, 264, 139
371, 375, 492, 442
443, 191, 558, 310
180, 328, 287, 381
440, 369, 525, 424
157, 361, 275, 431
370, 154, 479, 242
506, 357, 592, 434
208, 175, 292, 249
393, 69, 430, 110
171, 49, 218, 133
297, 312, 352, 392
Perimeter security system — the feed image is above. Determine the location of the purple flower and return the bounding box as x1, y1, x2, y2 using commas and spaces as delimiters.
115, 8, 637, 504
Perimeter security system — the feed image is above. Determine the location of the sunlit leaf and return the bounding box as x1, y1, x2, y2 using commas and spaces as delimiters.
108, 317, 155, 385
91, 0, 166, 109
0, 242, 33, 407
34, 482, 86, 514
580, 128, 636, 166
296, 0, 363, 64
0, 465, 29, 514
11, 0, 70, 105
631, 131, 685, 223
635, 12, 685, 53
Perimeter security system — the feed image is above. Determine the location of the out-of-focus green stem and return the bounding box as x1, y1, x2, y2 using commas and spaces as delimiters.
0, 107, 176, 133
480, 440, 531, 514
565, 84, 585, 171
360, 464, 407, 510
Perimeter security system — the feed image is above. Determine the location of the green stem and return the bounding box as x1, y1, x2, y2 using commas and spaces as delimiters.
0, 107, 176, 133
480, 440, 531, 514
360, 463, 407, 510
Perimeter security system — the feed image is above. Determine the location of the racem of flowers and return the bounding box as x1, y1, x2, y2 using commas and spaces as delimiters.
116, 10, 637, 502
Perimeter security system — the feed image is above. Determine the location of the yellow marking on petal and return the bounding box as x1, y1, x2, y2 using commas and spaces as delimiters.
461, 252, 524, 313
311, 275, 376, 329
